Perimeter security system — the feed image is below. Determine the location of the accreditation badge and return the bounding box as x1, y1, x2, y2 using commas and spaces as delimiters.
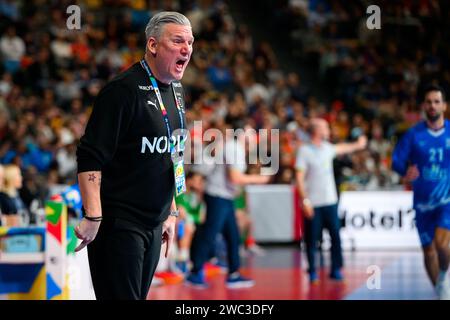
171, 144, 186, 196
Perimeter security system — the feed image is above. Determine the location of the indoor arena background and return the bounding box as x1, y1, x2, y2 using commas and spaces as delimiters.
1, 0, 449, 300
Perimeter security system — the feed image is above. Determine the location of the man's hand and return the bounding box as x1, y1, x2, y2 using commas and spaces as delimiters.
74, 218, 101, 252
335, 135, 368, 156
258, 175, 271, 184
302, 199, 314, 220
162, 215, 176, 258
405, 165, 420, 182
356, 135, 368, 150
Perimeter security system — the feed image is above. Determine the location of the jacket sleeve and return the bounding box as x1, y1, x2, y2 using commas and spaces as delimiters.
392, 129, 413, 177
76, 81, 135, 173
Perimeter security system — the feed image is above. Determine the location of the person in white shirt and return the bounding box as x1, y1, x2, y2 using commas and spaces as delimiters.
187, 124, 270, 288
295, 118, 367, 283
0, 26, 25, 73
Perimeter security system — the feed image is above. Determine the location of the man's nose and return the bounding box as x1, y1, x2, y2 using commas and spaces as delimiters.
180, 42, 191, 55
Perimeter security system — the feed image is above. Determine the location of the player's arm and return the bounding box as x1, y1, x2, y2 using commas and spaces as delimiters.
228, 168, 270, 185
226, 140, 270, 185
392, 130, 418, 181
335, 135, 367, 156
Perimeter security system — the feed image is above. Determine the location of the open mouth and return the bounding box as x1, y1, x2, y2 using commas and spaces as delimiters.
176, 59, 187, 70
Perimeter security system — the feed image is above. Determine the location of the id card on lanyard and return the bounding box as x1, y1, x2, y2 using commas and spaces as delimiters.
140, 59, 186, 196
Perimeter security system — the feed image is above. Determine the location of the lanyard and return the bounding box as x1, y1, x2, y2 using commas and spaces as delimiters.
140, 59, 184, 151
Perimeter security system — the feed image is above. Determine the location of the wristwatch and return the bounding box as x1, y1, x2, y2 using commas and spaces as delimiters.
170, 210, 179, 217
302, 198, 312, 206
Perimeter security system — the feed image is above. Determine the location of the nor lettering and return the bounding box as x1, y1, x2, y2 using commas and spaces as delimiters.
141, 136, 170, 154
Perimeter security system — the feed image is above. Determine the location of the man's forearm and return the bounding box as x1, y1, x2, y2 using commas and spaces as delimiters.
295, 171, 308, 200
335, 142, 359, 156
335, 136, 367, 156
230, 170, 266, 185
297, 183, 307, 200
78, 171, 102, 217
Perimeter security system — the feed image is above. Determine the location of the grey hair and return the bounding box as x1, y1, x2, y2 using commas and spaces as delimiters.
145, 11, 191, 41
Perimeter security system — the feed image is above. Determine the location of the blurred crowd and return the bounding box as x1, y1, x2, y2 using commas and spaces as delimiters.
275, 0, 450, 188
0, 0, 449, 223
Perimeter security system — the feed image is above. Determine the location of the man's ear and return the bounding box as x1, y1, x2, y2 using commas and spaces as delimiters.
146, 37, 157, 55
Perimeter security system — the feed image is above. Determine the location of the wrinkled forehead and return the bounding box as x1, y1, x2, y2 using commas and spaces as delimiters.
161, 23, 193, 38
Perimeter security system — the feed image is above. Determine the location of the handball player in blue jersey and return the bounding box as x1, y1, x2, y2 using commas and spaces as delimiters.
392, 85, 450, 299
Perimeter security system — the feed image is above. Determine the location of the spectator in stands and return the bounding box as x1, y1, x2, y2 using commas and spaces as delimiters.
55, 71, 82, 108
26, 48, 57, 91
50, 33, 73, 68
0, 26, 25, 74
0, 0, 20, 21
369, 121, 391, 161
0, 164, 3, 225
19, 165, 48, 211
0, 164, 28, 226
